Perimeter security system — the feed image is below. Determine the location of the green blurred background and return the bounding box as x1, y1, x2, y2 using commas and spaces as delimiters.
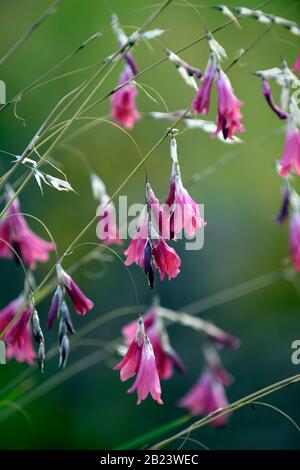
0, 0, 300, 450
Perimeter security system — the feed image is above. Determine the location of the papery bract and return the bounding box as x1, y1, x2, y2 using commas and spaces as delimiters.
291, 54, 300, 72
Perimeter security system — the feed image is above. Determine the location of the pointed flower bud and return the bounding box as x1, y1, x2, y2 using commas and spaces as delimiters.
47, 285, 63, 330
262, 79, 287, 120
59, 334, 70, 369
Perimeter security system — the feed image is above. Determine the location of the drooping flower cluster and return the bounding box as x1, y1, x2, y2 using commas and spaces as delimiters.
124, 137, 205, 288
165, 35, 244, 140
165, 137, 206, 239
259, 55, 300, 272
0, 188, 54, 269
115, 299, 238, 415
122, 303, 186, 380
124, 182, 181, 288
256, 58, 300, 177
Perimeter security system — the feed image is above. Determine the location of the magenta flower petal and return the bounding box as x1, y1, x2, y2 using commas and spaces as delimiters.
192, 54, 216, 115
127, 340, 163, 405
152, 237, 181, 281
179, 370, 230, 426
213, 70, 244, 140
115, 317, 163, 404
122, 306, 185, 380
0, 190, 54, 269
4, 307, 32, 345
279, 125, 300, 177
289, 210, 300, 271
0, 297, 35, 365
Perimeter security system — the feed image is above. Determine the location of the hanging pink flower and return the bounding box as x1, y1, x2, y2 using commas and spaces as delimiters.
96, 193, 123, 246
279, 123, 300, 177
261, 80, 287, 120
213, 70, 244, 140
291, 55, 300, 72
114, 317, 163, 405
124, 183, 180, 287
0, 298, 35, 365
111, 67, 141, 129
289, 210, 300, 271
122, 306, 185, 380
56, 264, 94, 316
192, 54, 217, 115
165, 161, 206, 238
0, 190, 55, 270
179, 370, 229, 426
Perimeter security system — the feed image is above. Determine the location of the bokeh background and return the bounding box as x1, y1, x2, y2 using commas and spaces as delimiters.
0, 0, 300, 450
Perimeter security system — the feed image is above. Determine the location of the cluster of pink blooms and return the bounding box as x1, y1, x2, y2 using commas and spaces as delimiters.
259, 54, 300, 272
192, 52, 244, 140
0, 187, 94, 367
124, 137, 206, 288
114, 301, 237, 424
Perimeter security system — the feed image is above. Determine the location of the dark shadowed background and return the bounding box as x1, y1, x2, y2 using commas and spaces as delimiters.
0, 0, 300, 450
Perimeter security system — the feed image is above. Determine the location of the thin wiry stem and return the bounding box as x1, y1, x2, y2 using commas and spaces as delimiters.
0, 0, 174, 216
0, 0, 63, 67
151, 374, 300, 450
0, 0, 271, 190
